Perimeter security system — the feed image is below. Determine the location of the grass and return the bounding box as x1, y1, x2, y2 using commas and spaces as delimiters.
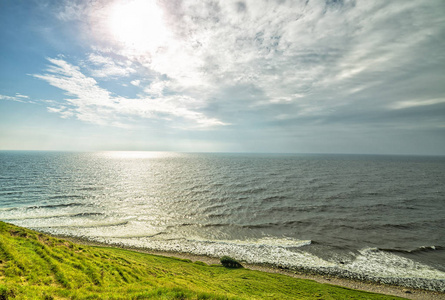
0, 221, 406, 299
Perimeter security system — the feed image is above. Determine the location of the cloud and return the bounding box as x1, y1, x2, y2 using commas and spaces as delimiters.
0, 94, 32, 103
86, 53, 136, 78
31, 0, 445, 153
143, 78, 169, 97
390, 98, 445, 110
144, 0, 445, 129
130, 80, 141, 86
33, 58, 227, 128
55, 1, 88, 21
15, 93, 29, 99
47, 106, 75, 119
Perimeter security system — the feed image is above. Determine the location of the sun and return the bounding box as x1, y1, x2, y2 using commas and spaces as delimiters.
107, 0, 168, 53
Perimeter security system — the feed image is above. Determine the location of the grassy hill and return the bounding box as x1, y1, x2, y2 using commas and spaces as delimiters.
0, 221, 405, 299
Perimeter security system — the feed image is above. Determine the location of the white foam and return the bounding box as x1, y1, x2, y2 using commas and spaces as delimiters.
187, 237, 312, 248
88, 236, 445, 283
342, 248, 445, 280
32, 220, 166, 239
91, 235, 333, 269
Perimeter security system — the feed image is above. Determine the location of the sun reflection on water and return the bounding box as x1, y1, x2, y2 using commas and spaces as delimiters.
96, 151, 180, 159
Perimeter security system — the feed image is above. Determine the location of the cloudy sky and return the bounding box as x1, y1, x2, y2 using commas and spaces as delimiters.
1, 0, 444, 154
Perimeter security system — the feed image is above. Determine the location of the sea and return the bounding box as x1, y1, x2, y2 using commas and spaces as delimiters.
0, 151, 444, 291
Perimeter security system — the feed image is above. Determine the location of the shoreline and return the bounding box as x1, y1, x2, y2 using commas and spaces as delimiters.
58, 234, 445, 300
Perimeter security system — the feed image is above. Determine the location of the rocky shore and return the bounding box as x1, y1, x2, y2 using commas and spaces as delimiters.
60, 235, 445, 300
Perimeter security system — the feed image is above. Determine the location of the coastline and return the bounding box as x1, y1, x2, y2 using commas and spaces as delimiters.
58, 234, 445, 300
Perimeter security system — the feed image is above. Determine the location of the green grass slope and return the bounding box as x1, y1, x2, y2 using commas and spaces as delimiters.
0, 221, 405, 299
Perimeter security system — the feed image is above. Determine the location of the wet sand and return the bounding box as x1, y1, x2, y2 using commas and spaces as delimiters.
59, 235, 445, 300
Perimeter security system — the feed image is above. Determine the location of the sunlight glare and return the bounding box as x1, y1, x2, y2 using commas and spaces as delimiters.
107, 0, 168, 53
97, 151, 180, 159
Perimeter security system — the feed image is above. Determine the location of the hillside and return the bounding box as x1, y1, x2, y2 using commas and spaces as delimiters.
0, 221, 405, 299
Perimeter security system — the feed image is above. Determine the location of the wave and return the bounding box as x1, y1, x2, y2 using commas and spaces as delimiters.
266, 205, 331, 214
109, 232, 166, 239
26, 202, 87, 210
311, 219, 445, 232
367, 203, 418, 211
71, 212, 104, 217
167, 218, 445, 233
0, 191, 24, 196
90, 235, 445, 291
48, 195, 84, 200
167, 220, 309, 230
168, 220, 315, 230
185, 237, 312, 249
206, 213, 226, 218
198, 223, 228, 228
0, 202, 86, 212
0, 207, 17, 212
33, 220, 129, 229
200, 203, 228, 213
242, 220, 306, 229
377, 246, 445, 254
361, 220, 445, 231
1, 212, 105, 221
77, 186, 99, 191
259, 195, 288, 203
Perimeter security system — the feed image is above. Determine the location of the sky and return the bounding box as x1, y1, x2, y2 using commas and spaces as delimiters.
0, 0, 444, 155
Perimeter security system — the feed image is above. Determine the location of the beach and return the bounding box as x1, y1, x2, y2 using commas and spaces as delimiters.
134, 250, 445, 300
4, 220, 431, 300
61, 234, 445, 300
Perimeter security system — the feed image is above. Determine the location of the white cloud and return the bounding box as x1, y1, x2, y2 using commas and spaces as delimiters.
390, 98, 445, 110
143, 78, 169, 97
0, 94, 31, 103
55, 1, 87, 21
0, 95, 19, 101
34, 58, 227, 128
86, 53, 136, 78
130, 80, 140, 86
15, 93, 29, 99
47, 106, 75, 118
37, 0, 445, 151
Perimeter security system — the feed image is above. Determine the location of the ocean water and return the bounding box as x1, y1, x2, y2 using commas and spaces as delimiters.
0, 151, 444, 291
